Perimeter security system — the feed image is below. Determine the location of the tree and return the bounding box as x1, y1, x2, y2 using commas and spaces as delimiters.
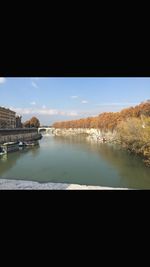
30, 117, 40, 128
52, 102, 150, 131
23, 120, 30, 128
23, 117, 40, 128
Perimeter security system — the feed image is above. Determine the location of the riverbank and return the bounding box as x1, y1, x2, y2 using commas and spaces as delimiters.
0, 128, 42, 144
53, 128, 117, 143
53, 127, 150, 167
0, 179, 129, 190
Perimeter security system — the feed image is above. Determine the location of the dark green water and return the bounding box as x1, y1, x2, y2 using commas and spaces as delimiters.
1, 135, 150, 189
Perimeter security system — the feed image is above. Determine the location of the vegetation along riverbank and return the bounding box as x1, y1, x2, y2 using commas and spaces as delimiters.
52, 101, 150, 166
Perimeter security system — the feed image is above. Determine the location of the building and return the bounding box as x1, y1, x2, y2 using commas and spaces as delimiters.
0, 107, 16, 128
16, 115, 22, 128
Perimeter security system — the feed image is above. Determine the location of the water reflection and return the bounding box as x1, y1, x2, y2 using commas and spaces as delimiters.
0, 153, 8, 162
1, 136, 150, 188
0, 145, 40, 177
54, 136, 150, 189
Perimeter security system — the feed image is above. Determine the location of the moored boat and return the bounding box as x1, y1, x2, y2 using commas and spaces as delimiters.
1, 142, 19, 153
0, 146, 7, 156
24, 140, 39, 147
18, 141, 26, 147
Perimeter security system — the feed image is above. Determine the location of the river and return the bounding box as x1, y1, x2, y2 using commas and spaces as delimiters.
0, 135, 150, 189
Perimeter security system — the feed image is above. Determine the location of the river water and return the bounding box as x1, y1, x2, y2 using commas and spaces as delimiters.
0, 135, 150, 189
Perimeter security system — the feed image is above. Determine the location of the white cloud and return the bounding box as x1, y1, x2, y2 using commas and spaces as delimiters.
30, 78, 46, 81
81, 100, 88, 104
96, 102, 139, 106
11, 107, 78, 117
42, 105, 46, 109
30, 101, 36, 105
30, 78, 40, 80
38, 109, 59, 115
67, 111, 78, 116
31, 81, 38, 88
71, 95, 78, 99
59, 111, 78, 116
0, 77, 6, 84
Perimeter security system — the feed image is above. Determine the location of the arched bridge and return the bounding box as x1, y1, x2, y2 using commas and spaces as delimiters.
38, 127, 55, 135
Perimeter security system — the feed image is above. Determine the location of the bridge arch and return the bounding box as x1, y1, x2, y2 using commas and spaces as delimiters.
38, 127, 55, 134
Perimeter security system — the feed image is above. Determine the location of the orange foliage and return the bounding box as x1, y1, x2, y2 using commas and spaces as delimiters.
52, 101, 150, 131
23, 117, 40, 128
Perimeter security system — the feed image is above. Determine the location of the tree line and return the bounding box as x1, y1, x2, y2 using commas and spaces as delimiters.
53, 101, 150, 166
53, 101, 150, 130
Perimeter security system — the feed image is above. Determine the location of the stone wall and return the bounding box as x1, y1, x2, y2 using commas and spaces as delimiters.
53, 128, 117, 142
0, 128, 42, 144
0, 179, 128, 190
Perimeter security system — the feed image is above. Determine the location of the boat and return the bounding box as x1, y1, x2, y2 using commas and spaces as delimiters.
18, 141, 26, 147
24, 140, 39, 147
0, 146, 7, 156
1, 142, 19, 153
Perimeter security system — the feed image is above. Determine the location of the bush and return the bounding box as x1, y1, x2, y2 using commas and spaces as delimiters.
117, 117, 150, 166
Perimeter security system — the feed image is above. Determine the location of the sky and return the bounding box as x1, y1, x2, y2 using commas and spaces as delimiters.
0, 77, 150, 125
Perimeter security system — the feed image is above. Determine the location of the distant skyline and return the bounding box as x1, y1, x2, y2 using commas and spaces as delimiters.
0, 77, 150, 125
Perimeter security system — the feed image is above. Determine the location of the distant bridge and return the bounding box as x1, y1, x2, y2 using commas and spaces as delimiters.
38, 127, 55, 134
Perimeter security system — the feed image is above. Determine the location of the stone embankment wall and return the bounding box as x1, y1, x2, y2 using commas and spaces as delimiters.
53, 128, 117, 142
0, 128, 42, 144
0, 179, 128, 190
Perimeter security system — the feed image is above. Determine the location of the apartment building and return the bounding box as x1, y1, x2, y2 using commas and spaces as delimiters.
0, 107, 16, 128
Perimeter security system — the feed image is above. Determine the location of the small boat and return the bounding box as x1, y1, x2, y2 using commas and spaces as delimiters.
24, 140, 39, 147
18, 141, 26, 147
1, 142, 19, 153
0, 147, 7, 156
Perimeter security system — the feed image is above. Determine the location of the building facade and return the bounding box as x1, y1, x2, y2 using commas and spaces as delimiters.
0, 107, 16, 128
16, 116, 22, 128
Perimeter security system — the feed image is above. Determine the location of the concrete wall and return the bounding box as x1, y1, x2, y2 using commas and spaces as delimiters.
0, 128, 42, 144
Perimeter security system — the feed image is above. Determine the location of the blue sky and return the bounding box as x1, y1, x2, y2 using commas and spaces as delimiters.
0, 77, 150, 125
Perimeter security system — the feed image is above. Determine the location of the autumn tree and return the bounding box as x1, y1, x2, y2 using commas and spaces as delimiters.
52, 101, 150, 131
117, 117, 150, 165
23, 117, 40, 128
52, 101, 150, 166
23, 120, 31, 128
30, 117, 40, 128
